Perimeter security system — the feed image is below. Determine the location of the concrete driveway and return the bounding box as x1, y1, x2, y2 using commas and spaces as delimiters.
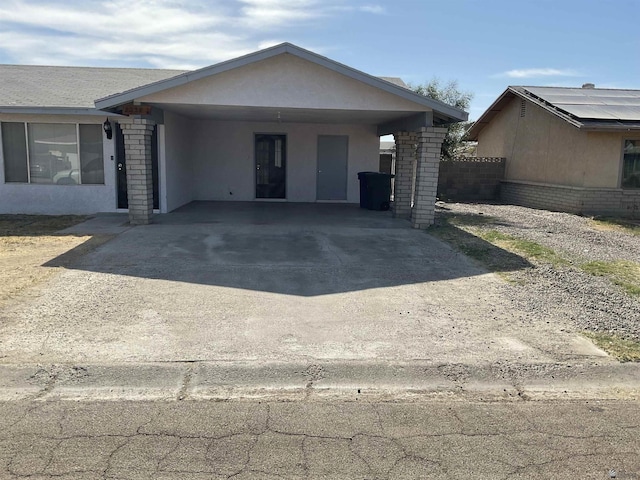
0, 202, 608, 368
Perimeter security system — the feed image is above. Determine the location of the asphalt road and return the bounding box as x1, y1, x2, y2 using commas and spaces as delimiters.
2, 398, 639, 479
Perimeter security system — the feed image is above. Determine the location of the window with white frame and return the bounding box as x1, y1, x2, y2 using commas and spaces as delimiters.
622, 139, 640, 189
1, 122, 104, 185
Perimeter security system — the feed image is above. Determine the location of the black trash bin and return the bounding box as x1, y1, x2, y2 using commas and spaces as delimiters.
357, 172, 394, 211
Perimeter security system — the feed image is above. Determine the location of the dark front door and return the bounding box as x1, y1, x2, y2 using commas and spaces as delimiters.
116, 124, 128, 209
115, 123, 159, 210
151, 126, 159, 210
255, 134, 286, 199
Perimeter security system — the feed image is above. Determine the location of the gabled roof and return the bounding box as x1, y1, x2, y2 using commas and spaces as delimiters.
0, 63, 409, 116
468, 86, 640, 140
94, 43, 467, 123
0, 65, 185, 115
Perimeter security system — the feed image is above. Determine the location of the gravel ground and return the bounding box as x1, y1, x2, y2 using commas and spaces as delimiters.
434, 202, 640, 341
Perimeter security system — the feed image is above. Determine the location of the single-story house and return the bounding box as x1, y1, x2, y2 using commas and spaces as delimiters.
468, 85, 640, 216
0, 43, 467, 228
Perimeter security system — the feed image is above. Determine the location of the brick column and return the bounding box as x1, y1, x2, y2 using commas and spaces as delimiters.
412, 127, 447, 229
392, 131, 417, 219
120, 118, 155, 225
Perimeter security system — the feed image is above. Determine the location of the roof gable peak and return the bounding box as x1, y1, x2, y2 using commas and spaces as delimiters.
94, 42, 467, 123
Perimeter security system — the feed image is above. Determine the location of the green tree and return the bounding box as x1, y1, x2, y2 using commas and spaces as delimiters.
411, 78, 474, 159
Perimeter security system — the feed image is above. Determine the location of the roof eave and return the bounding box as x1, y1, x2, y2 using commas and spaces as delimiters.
0, 107, 123, 116
466, 87, 514, 140
580, 124, 640, 132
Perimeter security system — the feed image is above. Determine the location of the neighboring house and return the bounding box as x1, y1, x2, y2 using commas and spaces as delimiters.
468, 85, 640, 216
0, 43, 467, 228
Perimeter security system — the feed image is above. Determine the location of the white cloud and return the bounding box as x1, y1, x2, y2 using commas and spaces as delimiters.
495, 68, 580, 79
359, 5, 385, 14
237, 0, 328, 28
332, 4, 385, 14
0, 0, 379, 68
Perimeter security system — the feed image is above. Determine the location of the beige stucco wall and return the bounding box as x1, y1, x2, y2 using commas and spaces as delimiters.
162, 111, 196, 212
475, 98, 518, 159
0, 113, 117, 214
182, 119, 378, 203
476, 97, 635, 188
139, 54, 427, 113
582, 131, 638, 188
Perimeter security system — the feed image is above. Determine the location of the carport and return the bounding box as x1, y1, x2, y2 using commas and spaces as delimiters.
95, 43, 467, 228
153, 201, 406, 229
3, 197, 593, 367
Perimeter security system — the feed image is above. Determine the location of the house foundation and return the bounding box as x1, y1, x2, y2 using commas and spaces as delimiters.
501, 180, 640, 217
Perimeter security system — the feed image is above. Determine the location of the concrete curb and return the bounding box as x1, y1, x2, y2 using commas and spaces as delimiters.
1, 361, 639, 401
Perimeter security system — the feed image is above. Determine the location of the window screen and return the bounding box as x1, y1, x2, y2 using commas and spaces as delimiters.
79, 124, 104, 184
2, 122, 105, 185
622, 140, 640, 189
1, 122, 28, 183
28, 123, 78, 184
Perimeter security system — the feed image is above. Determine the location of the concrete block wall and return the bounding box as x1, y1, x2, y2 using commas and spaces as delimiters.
392, 132, 417, 219
581, 189, 640, 217
412, 127, 447, 229
120, 118, 156, 225
437, 157, 505, 201
501, 181, 640, 217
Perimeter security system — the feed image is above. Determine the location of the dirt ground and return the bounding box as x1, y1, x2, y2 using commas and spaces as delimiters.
432, 202, 640, 347
0, 215, 109, 307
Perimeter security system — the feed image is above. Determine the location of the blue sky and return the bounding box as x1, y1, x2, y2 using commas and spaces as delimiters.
0, 0, 638, 120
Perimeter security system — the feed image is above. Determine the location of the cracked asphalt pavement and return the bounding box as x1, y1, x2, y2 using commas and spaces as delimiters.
2, 399, 640, 479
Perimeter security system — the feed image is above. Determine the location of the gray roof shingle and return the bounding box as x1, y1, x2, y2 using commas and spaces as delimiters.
0, 65, 185, 109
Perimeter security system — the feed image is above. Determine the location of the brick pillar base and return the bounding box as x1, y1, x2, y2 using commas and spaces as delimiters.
412, 127, 447, 229
120, 118, 155, 225
392, 132, 416, 219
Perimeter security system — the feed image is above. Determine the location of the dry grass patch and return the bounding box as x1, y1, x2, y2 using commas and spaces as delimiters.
476, 230, 570, 267
0, 215, 111, 306
430, 217, 533, 282
584, 332, 640, 362
580, 260, 640, 297
590, 217, 640, 236
434, 213, 640, 297
0, 214, 86, 236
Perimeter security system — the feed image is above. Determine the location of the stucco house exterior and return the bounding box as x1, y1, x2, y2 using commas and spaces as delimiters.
0, 43, 467, 228
468, 85, 640, 216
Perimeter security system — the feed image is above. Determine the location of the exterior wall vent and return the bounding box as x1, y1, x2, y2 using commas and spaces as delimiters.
520, 99, 526, 117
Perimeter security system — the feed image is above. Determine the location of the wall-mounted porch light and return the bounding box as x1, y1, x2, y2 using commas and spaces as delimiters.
103, 118, 113, 139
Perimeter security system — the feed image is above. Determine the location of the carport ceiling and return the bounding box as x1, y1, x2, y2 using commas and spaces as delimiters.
151, 103, 426, 125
